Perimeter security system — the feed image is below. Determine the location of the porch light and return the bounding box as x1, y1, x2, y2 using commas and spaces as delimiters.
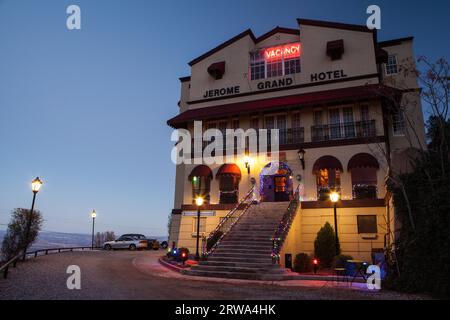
297, 149, 306, 170
244, 155, 253, 174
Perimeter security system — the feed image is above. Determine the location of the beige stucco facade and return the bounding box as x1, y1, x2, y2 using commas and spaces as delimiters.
167, 19, 425, 265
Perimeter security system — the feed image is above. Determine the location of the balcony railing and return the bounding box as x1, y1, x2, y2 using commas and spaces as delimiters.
311, 120, 376, 142
189, 127, 305, 156
267, 127, 305, 146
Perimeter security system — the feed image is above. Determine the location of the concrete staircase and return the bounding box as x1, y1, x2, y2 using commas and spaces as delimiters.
183, 202, 294, 280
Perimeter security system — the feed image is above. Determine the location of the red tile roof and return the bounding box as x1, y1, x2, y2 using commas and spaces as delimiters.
167, 84, 401, 128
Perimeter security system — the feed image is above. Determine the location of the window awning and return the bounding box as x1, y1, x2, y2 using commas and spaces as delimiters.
207, 61, 226, 80
188, 165, 213, 180
167, 84, 402, 128
347, 153, 380, 171
216, 163, 241, 178
313, 156, 343, 173
327, 39, 344, 60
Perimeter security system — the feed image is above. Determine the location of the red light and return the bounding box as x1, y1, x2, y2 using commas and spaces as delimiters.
313, 259, 318, 265
264, 43, 301, 62
181, 252, 186, 258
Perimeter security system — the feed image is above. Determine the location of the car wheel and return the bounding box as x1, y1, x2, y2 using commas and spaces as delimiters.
160, 241, 168, 249
129, 244, 137, 251
104, 244, 112, 251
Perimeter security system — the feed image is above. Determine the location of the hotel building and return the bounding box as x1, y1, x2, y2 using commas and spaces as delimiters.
167, 18, 425, 278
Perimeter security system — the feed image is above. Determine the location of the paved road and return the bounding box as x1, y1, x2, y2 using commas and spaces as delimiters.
0, 250, 429, 300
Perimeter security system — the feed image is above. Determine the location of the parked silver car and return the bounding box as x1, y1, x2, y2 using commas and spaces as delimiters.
103, 235, 148, 251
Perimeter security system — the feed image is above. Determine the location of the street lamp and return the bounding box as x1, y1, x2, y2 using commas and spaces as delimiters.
91, 210, 97, 249
297, 149, 306, 170
330, 191, 340, 256
195, 196, 204, 261
24, 177, 43, 259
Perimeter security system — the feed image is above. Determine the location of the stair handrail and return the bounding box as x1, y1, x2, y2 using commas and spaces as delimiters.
271, 185, 301, 264
203, 186, 255, 258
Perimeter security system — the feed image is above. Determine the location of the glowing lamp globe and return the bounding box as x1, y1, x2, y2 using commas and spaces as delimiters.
329, 192, 340, 203
195, 197, 204, 207
31, 177, 43, 193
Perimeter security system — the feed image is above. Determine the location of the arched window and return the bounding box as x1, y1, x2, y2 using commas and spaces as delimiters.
348, 153, 379, 199
188, 165, 212, 204
216, 164, 241, 204
312, 156, 343, 200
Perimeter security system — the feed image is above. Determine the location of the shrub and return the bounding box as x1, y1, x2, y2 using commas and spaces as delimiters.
293, 253, 311, 273
1, 208, 43, 262
332, 254, 353, 269
314, 222, 340, 267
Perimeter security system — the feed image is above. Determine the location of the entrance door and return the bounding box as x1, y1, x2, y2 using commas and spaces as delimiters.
274, 175, 289, 201
260, 162, 293, 202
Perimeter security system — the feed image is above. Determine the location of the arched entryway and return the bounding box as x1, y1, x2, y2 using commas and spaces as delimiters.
347, 153, 380, 199
188, 165, 212, 204
312, 155, 343, 201
216, 164, 241, 204
259, 162, 293, 202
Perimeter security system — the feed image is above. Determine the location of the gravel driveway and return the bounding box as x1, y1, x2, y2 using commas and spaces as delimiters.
0, 250, 430, 300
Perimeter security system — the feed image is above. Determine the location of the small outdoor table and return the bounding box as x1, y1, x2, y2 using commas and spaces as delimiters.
346, 260, 368, 283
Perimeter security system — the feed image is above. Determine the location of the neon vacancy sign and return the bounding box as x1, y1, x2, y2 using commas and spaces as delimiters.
264, 43, 301, 61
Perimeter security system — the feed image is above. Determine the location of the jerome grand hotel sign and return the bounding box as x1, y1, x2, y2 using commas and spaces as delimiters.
202, 42, 348, 99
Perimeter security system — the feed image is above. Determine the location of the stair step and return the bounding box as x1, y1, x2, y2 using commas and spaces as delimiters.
208, 256, 273, 263
183, 269, 290, 281
214, 248, 271, 254
199, 260, 277, 268
218, 244, 272, 250
191, 265, 286, 274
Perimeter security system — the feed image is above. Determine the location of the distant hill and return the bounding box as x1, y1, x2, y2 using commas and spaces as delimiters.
0, 230, 167, 251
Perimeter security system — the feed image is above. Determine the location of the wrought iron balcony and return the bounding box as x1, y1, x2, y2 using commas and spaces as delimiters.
311, 120, 376, 142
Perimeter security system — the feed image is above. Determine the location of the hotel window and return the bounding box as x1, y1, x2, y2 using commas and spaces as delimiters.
312, 110, 324, 141
249, 43, 301, 80
360, 104, 370, 121
277, 115, 287, 144
251, 117, 259, 130
343, 107, 355, 138
329, 109, 341, 139
385, 55, 398, 75
357, 215, 378, 234
284, 57, 301, 75
192, 217, 207, 234
266, 59, 283, 78
392, 109, 405, 136
292, 112, 303, 143
250, 51, 265, 80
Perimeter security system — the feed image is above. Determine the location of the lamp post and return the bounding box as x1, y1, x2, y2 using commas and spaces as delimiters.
91, 210, 97, 249
23, 177, 43, 259
330, 191, 340, 256
195, 196, 204, 261
297, 149, 306, 170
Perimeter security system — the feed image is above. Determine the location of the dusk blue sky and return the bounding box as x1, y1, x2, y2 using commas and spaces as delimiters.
0, 0, 449, 236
